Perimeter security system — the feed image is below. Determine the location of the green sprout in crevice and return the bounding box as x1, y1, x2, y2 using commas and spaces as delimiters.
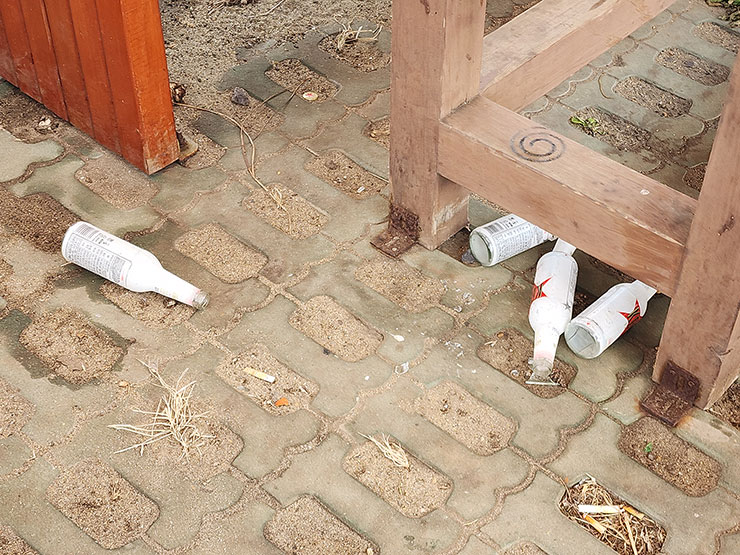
570, 115, 604, 136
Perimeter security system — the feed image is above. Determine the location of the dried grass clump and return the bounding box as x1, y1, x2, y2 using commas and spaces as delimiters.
109, 361, 213, 459
361, 433, 409, 468
335, 20, 382, 51
560, 476, 666, 555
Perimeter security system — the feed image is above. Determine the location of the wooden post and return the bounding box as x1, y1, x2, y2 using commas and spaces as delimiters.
389, 0, 486, 249
655, 54, 740, 408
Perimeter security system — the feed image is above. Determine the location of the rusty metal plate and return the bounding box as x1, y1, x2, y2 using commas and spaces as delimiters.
640, 361, 700, 427
371, 204, 420, 258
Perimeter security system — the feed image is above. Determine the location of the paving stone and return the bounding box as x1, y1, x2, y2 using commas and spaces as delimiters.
500, 541, 549, 555
288, 251, 453, 366
347, 380, 530, 521
0, 459, 155, 554
0, 311, 118, 446
0, 376, 34, 438
215, 342, 319, 415
263, 434, 461, 553
0, 435, 33, 475
414, 382, 516, 455
152, 344, 320, 480
628, 8, 674, 41
264, 495, 379, 554
678, 0, 727, 23
305, 113, 389, 180
544, 66, 593, 101
130, 221, 272, 332
693, 21, 740, 54
46, 458, 159, 549
19, 307, 124, 385
10, 156, 160, 237
172, 181, 334, 284
243, 182, 329, 239
606, 43, 730, 122
150, 162, 228, 213
356, 89, 390, 121
289, 295, 383, 362
175, 223, 267, 283
48, 403, 243, 551
481, 473, 615, 555
459, 536, 497, 554
618, 417, 722, 497
75, 154, 158, 209
0, 127, 62, 182
223, 297, 392, 417
254, 145, 388, 242
0, 526, 38, 555
548, 414, 740, 555
668, 408, 740, 496
402, 245, 513, 316
410, 328, 592, 460
305, 149, 387, 199
190, 501, 282, 554
601, 370, 655, 425
644, 13, 738, 65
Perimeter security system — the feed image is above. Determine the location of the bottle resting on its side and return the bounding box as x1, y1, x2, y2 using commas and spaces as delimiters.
62, 221, 209, 309
469, 214, 556, 267
527, 239, 578, 385
565, 280, 657, 359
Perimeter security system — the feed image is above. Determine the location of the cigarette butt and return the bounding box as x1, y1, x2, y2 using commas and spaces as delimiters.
578, 504, 622, 514
624, 505, 645, 520
584, 515, 607, 534
243, 366, 275, 383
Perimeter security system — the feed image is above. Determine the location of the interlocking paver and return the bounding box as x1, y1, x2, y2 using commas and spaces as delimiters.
0, 127, 62, 182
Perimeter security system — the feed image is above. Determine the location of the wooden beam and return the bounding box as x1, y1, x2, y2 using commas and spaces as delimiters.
480, 0, 675, 112
389, 0, 486, 249
438, 96, 695, 295
0, 10, 18, 86
656, 54, 740, 408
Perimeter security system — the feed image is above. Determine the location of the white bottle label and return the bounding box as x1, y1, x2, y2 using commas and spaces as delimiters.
62, 223, 132, 285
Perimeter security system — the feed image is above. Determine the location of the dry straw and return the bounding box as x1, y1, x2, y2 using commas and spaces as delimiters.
109, 360, 213, 459
361, 433, 409, 468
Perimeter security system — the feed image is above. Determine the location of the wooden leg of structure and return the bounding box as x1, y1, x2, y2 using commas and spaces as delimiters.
387, 0, 485, 249
655, 54, 740, 408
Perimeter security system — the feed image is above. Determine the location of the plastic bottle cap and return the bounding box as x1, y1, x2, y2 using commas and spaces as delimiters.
192, 291, 210, 310
302, 91, 319, 101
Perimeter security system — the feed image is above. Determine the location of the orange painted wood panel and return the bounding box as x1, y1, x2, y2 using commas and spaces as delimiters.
19, 0, 68, 119
0, 0, 41, 101
95, 0, 178, 173
67, 0, 121, 154
0, 10, 18, 85
42, 0, 93, 134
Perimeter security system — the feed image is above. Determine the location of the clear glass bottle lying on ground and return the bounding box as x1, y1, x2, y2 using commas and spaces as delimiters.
62, 221, 209, 309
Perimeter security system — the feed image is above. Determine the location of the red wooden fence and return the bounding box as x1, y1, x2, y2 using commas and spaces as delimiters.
0, 0, 178, 175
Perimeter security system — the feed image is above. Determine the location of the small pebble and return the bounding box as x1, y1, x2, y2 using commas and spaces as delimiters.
231, 86, 251, 106
118, 380, 129, 388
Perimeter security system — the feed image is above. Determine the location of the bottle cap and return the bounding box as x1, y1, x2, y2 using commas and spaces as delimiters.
192, 291, 210, 310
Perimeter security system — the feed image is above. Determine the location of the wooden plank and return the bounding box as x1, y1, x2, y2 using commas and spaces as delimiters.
67, 0, 121, 154
0, 0, 41, 101
95, 0, 178, 174
480, 0, 675, 111
43, 0, 94, 134
655, 54, 740, 408
438, 96, 696, 295
19, 0, 68, 119
0, 10, 19, 85
389, 0, 486, 248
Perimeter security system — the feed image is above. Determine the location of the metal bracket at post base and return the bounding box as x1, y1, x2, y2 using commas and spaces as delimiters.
371, 203, 420, 258
640, 361, 700, 427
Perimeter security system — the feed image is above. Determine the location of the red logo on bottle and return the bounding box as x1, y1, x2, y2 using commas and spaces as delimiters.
531, 277, 551, 303
619, 300, 642, 336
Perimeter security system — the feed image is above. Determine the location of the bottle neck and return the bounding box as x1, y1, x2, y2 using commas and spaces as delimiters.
553, 239, 577, 256
532, 327, 561, 370
152, 268, 208, 309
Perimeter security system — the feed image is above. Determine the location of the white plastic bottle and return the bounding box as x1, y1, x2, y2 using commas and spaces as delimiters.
527, 239, 578, 385
469, 214, 556, 266
62, 222, 209, 309
565, 280, 656, 359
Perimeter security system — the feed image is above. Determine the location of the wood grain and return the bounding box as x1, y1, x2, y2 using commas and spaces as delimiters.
43, 0, 94, 134
438, 96, 695, 295
0, 9, 18, 85
480, 0, 676, 111
20, 0, 68, 119
0, 0, 41, 101
656, 53, 740, 408
389, 0, 486, 248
